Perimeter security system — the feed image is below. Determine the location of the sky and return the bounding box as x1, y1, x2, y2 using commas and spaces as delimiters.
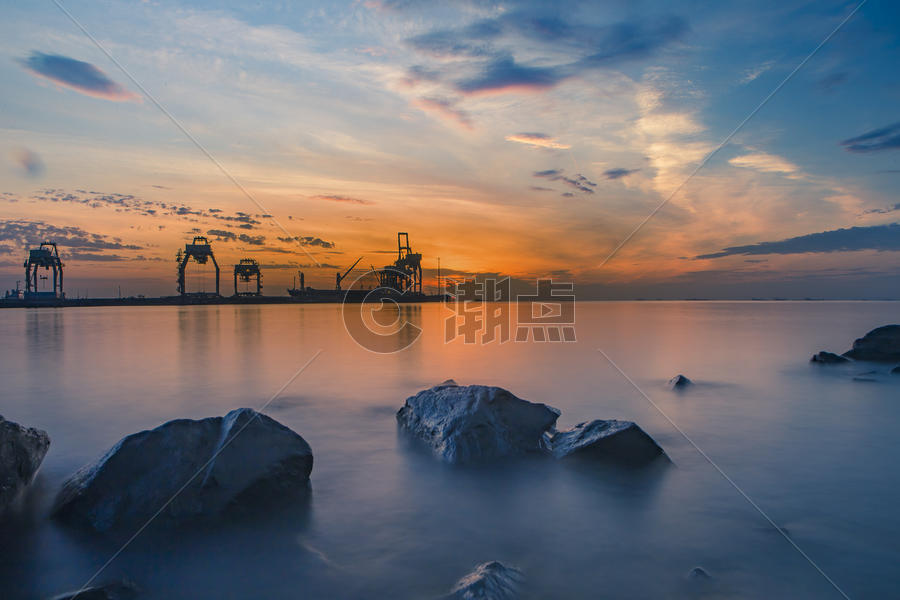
1, 0, 899, 299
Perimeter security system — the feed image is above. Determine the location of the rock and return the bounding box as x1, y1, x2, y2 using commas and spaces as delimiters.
668, 374, 693, 388
686, 567, 712, 581
842, 325, 900, 362
892, 366, 900, 375
0, 415, 50, 514
442, 561, 523, 600
53, 408, 312, 533
49, 580, 138, 600
397, 384, 559, 464
544, 420, 666, 465
810, 351, 849, 364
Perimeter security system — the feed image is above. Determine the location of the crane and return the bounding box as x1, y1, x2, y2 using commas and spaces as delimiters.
335, 256, 363, 290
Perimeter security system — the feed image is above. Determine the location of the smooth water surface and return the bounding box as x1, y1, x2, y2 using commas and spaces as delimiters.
1, 301, 899, 599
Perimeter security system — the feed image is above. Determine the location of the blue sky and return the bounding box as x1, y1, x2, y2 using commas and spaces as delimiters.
1, 0, 899, 298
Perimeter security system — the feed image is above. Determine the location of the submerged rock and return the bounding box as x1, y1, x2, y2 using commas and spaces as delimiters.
0, 415, 50, 515
810, 351, 849, 364
53, 408, 312, 533
544, 420, 665, 465
442, 561, 523, 600
668, 374, 693, 389
892, 366, 900, 375
686, 567, 712, 581
842, 325, 900, 362
49, 580, 138, 600
397, 384, 559, 464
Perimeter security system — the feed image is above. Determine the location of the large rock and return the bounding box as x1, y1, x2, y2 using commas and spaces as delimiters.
0, 415, 50, 514
397, 383, 559, 464
842, 325, 900, 362
544, 420, 666, 465
441, 561, 523, 600
53, 408, 312, 533
810, 351, 849, 364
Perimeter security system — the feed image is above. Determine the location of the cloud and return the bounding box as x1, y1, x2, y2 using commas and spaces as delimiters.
278, 236, 336, 248
739, 61, 774, 84
408, 14, 687, 96
11, 148, 44, 178
533, 168, 596, 193
18, 52, 139, 102
505, 132, 570, 149
697, 223, 900, 259
863, 203, 900, 215
729, 152, 798, 174
310, 194, 374, 205
207, 229, 236, 241
406, 21, 500, 58
840, 123, 900, 153
238, 233, 265, 245
0, 220, 143, 263
603, 167, 639, 180
413, 96, 473, 129
456, 55, 565, 95
17, 189, 261, 226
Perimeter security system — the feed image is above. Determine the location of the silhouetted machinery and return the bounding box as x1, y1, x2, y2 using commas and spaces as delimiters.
24, 241, 64, 299
377, 232, 422, 294
176, 236, 220, 296
233, 258, 262, 296
335, 256, 363, 291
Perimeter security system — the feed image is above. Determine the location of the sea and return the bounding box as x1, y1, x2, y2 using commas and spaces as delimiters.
1, 301, 898, 599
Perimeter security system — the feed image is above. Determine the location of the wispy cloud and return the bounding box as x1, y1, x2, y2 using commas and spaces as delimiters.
840, 122, 900, 153
505, 132, 570, 149
11, 148, 44, 177
310, 194, 373, 205
533, 168, 596, 193
412, 96, 473, 129
739, 61, 774, 84
697, 223, 900, 259
603, 167, 639, 180
729, 152, 798, 175
404, 14, 688, 96
277, 235, 336, 248
17, 52, 139, 102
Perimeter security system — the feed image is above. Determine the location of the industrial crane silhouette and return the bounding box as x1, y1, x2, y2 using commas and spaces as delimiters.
335, 256, 363, 290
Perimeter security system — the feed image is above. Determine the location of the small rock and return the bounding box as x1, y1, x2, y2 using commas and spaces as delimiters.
49, 580, 138, 600
442, 561, 523, 600
686, 567, 712, 581
544, 420, 666, 465
891, 366, 900, 375
810, 351, 849, 364
397, 384, 559, 464
842, 325, 900, 362
53, 408, 312, 533
0, 415, 50, 515
668, 374, 693, 388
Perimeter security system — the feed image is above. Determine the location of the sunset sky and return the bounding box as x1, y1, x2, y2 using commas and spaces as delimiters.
1, 0, 899, 298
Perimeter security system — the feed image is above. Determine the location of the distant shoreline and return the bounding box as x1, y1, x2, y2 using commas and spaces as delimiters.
1, 296, 898, 309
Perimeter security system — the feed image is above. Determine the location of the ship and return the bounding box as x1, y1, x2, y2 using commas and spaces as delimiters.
288, 232, 444, 303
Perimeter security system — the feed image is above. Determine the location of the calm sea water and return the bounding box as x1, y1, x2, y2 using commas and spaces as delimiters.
1, 301, 899, 599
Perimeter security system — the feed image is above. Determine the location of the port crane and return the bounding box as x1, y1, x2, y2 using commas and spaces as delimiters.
335, 257, 363, 290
